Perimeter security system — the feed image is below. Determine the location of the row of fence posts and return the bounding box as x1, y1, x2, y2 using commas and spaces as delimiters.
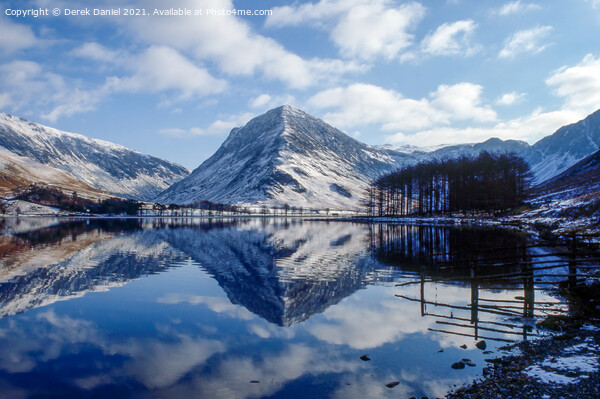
396, 234, 594, 342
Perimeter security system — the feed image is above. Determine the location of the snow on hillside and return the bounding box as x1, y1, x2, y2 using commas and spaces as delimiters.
157, 106, 533, 210
0, 113, 189, 201
526, 109, 600, 183
156, 106, 405, 210
0, 148, 114, 199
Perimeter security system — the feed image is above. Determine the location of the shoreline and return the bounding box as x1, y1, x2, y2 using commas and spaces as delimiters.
447, 319, 600, 399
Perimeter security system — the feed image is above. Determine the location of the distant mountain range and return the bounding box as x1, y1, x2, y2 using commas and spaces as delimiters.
1, 106, 600, 210
0, 113, 189, 201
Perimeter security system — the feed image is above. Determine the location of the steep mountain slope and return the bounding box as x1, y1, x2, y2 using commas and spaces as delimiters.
526, 109, 600, 183
0, 113, 189, 201
535, 149, 600, 201
0, 148, 113, 199
157, 106, 413, 210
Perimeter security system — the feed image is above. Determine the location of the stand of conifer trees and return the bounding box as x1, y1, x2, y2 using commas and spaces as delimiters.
363, 152, 532, 217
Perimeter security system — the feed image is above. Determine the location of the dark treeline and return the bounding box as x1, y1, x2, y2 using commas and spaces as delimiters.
14, 184, 141, 215
364, 152, 533, 217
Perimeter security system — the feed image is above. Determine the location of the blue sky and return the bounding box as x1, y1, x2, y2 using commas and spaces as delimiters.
1, 0, 600, 169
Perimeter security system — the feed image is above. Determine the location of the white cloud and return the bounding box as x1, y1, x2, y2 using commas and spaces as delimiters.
330, 1, 426, 60
120, 0, 363, 88
496, 91, 526, 105
308, 298, 431, 349
307, 82, 495, 132
157, 294, 256, 319
266, 0, 363, 26
499, 26, 552, 59
421, 20, 479, 56
386, 108, 583, 146
156, 344, 361, 399
0, 60, 106, 122
546, 53, 600, 112
431, 83, 497, 122
249, 94, 273, 109
0, 93, 10, 108
0, 16, 40, 53
249, 93, 297, 109
115, 336, 226, 389
158, 112, 255, 138
1, 43, 228, 121
588, 0, 600, 8
382, 54, 600, 147
106, 46, 227, 99
70, 42, 123, 64
497, 1, 541, 16
307, 65, 599, 147
267, 0, 425, 60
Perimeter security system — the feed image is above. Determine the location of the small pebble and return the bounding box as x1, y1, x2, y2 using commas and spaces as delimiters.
452, 361, 466, 369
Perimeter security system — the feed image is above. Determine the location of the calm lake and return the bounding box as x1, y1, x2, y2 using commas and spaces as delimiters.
0, 217, 570, 398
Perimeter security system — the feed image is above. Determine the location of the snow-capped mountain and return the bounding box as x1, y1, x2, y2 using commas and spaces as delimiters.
156, 106, 532, 210
521, 148, 600, 220
526, 109, 600, 183
0, 148, 113, 199
156, 105, 414, 210
535, 149, 600, 201
428, 137, 529, 160
0, 113, 189, 201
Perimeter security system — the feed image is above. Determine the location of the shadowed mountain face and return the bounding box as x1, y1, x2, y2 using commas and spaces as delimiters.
0, 113, 189, 201
536, 149, 600, 198
525, 109, 600, 183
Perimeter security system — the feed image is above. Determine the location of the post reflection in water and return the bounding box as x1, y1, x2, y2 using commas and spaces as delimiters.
370, 224, 570, 343
0, 218, 571, 398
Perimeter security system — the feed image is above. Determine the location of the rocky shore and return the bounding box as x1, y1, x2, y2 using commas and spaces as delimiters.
447, 319, 600, 399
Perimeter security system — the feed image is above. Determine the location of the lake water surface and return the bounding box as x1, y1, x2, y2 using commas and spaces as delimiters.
0, 218, 570, 398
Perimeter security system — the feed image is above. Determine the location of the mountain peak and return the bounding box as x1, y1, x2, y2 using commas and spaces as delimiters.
156, 106, 399, 209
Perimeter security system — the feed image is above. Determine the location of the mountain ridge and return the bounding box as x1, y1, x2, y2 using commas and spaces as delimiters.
0, 113, 190, 201
525, 109, 600, 183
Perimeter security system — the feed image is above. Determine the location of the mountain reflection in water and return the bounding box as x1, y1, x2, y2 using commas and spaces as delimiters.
0, 218, 569, 398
